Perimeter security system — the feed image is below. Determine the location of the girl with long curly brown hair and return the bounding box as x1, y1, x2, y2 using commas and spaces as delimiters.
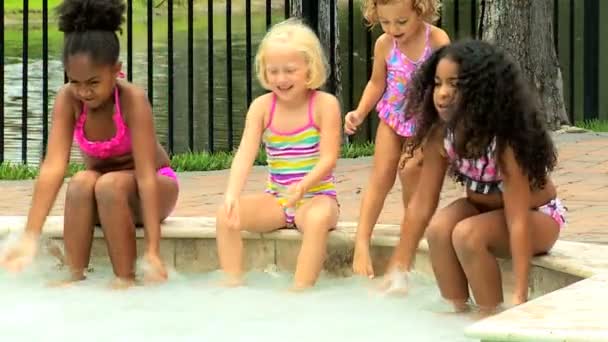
382, 40, 565, 315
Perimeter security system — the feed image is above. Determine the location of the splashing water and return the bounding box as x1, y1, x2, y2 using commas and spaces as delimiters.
0, 255, 475, 342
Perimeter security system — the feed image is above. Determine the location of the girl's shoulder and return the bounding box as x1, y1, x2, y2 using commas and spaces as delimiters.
247, 92, 273, 127
252, 92, 275, 108
116, 81, 147, 104
427, 24, 451, 50
115, 81, 152, 121
310, 90, 341, 128
55, 84, 83, 120
374, 33, 394, 57
311, 90, 340, 111
428, 122, 449, 158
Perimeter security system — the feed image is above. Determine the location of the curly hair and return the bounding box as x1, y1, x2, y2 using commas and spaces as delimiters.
362, 0, 441, 27
405, 40, 557, 190
57, 0, 126, 66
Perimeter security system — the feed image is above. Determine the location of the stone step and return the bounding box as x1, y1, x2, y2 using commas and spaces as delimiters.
1, 216, 607, 278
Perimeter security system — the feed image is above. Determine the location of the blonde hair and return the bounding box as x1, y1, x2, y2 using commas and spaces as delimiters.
362, 0, 441, 27
255, 18, 328, 90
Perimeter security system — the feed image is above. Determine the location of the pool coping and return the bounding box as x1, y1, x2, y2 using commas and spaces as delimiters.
1, 215, 607, 341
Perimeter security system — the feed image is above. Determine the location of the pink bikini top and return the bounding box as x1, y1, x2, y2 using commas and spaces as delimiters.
73, 87, 133, 159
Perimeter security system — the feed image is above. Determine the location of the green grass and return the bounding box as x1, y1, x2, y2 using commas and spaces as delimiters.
575, 119, 608, 132
5, 0, 62, 12
0, 143, 375, 180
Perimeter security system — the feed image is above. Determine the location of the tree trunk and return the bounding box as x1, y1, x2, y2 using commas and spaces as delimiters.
480, 0, 569, 129
290, 0, 342, 99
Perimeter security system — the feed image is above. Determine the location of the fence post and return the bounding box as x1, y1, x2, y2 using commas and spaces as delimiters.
301, 2, 319, 32
583, 0, 599, 120
1, 0, 5, 164
290, 1, 340, 97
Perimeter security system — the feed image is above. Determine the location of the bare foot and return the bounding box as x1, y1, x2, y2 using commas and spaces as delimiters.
218, 274, 245, 288
44, 240, 66, 266
451, 299, 471, 313
431, 299, 472, 317
141, 254, 168, 286
376, 269, 409, 296
288, 282, 313, 293
47, 272, 86, 288
473, 304, 503, 320
109, 277, 136, 290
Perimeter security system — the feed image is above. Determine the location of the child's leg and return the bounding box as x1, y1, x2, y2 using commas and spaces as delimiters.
63, 170, 101, 280
353, 122, 403, 277
425, 198, 480, 310
452, 209, 560, 311
356, 122, 403, 229
94, 170, 178, 281
216, 193, 286, 282
292, 195, 339, 289
398, 146, 423, 209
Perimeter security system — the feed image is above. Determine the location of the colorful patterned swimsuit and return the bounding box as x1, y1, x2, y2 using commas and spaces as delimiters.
443, 130, 566, 229
376, 24, 432, 137
263, 91, 337, 227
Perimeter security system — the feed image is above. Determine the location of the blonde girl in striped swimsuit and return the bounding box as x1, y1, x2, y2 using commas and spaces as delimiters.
216, 18, 342, 290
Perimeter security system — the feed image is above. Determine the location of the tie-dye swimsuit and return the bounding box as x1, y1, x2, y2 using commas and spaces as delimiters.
443, 130, 566, 228
263, 91, 337, 227
376, 23, 432, 137
73, 87, 178, 184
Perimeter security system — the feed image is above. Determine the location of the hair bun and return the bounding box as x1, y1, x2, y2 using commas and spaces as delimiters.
57, 0, 125, 33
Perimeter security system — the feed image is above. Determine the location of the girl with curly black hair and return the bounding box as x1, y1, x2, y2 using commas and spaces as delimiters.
0, 0, 178, 288
380, 40, 566, 315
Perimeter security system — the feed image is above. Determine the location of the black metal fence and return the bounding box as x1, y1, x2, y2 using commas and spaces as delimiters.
0, 0, 606, 165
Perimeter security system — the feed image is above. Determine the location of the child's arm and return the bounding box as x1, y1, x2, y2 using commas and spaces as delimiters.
291, 93, 341, 198
500, 145, 534, 304
225, 97, 266, 199
24, 85, 75, 238
389, 126, 448, 270
125, 88, 164, 256
356, 35, 390, 115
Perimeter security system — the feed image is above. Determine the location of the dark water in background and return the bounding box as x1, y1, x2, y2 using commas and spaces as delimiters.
1, 1, 373, 165
3, 0, 601, 165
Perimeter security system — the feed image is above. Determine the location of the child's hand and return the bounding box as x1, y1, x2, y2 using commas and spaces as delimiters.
0, 232, 39, 273
353, 240, 375, 278
377, 268, 409, 296
142, 252, 168, 285
344, 110, 364, 135
285, 183, 305, 208
224, 195, 240, 230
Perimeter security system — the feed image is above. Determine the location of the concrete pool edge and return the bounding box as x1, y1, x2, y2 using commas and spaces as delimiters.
1, 215, 607, 341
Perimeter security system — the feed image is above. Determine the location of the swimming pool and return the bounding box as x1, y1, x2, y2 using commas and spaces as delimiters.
2, 216, 603, 342
0, 259, 473, 342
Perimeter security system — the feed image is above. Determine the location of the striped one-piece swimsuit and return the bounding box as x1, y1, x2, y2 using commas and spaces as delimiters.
263, 91, 337, 226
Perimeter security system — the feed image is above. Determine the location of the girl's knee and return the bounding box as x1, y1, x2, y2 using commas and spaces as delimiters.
301, 199, 338, 229
66, 171, 99, 201
94, 173, 131, 205
215, 204, 240, 231
372, 156, 400, 176
426, 222, 452, 247
452, 221, 482, 258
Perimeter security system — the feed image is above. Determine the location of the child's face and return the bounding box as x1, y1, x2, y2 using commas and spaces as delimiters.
377, 0, 422, 44
433, 57, 460, 121
263, 43, 310, 101
66, 54, 121, 110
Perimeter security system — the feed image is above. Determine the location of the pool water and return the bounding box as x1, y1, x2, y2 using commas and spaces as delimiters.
0, 258, 474, 342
